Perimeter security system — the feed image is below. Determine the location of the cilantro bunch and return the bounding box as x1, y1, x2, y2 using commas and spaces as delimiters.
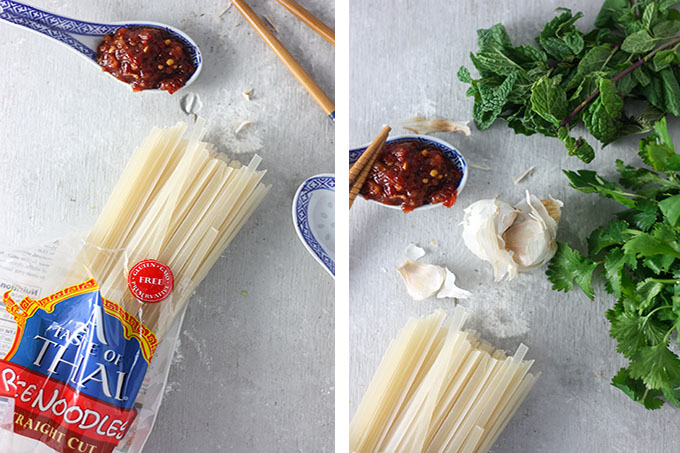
547, 118, 680, 409
458, 0, 680, 163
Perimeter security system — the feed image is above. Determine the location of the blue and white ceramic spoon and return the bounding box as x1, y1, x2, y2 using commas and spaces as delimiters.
0, 0, 202, 92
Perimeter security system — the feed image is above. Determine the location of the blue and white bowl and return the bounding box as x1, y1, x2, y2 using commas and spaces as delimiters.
349, 134, 468, 212
292, 174, 335, 277
0, 0, 202, 92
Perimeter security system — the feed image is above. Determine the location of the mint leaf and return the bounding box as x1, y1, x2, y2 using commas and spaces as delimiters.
530, 76, 568, 125
507, 45, 548, 67
539, 10, 584, 61
595, 0, 628, 28
457, 66, 473, 83
599, 78, 624, 120
652, 49, 676, 71
568, 45, 612, 90
477, 24, 512, 50
478, 72, 518, 111
641, 2, 658, 31
473, 101, 502, 130
474, 49, 523, 76
563, 135, 595, 162
652, 20, 680, 38
659, 68, 680, 116
621, 30, 658, 53
546, 243, 598, 298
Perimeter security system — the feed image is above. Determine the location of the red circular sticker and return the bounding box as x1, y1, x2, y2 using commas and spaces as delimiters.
127, 260, 174, 303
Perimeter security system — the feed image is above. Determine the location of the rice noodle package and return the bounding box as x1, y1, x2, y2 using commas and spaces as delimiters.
0, 120, 270, 452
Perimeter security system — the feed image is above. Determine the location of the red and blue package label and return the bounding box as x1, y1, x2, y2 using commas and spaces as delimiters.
0, 279, 159, 453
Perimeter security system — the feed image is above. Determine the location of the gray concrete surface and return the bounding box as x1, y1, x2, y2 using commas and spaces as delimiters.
0, 1, 334, 451
349, 1, 680, 452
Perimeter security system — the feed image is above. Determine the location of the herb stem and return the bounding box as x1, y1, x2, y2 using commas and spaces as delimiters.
647, 278, 680, 284
642, 304, 672, 318
560, 35, 680, 128
601, 43, 621, 70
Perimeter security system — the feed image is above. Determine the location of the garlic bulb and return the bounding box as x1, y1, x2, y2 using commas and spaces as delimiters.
462, 191, 562, 281
397, 259, 446, 300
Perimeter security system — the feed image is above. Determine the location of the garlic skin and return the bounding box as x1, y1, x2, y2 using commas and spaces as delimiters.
397, 259, 446, 300
461, 199, 519, 281
462, 191, 562, 281
437, 268, 471, 300
400, 117, 471, 136
405, 243, 426, 261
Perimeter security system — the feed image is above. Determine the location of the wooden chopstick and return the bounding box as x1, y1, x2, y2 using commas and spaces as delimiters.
276, 0, 335, 46
232, 0, 335, 118
349, 126, 391, 209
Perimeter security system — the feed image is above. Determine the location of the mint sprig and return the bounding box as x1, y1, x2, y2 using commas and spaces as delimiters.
459, 0, 680, 163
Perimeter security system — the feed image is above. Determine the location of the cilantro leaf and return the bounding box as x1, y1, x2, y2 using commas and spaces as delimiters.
608, 311, 653, 358
629, 341, 680, 390
546, 243, 598, 298
588, 220, 630, 255
631, 199, 659, 231
603, 247, 636, 296
623, 232, 680, 260
611, 368, 666, 409
548, 120, 680, 409
564, 170, 637, 207
635, 279, 665, 312
658, 194, 680, 226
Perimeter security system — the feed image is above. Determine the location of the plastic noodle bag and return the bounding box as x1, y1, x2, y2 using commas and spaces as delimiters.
0, 120, 269, 452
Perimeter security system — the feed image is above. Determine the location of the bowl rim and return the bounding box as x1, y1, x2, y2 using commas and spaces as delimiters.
349, 134, 468, 213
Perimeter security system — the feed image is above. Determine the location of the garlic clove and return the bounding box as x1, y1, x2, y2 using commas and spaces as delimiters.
503, 218, 555, 269
503, 191, 561, 270
437, 268, 471, 300
397, 259, 446, 300
462, 199, 519, 281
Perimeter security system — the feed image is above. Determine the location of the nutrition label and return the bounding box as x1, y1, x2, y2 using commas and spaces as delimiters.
0, 245, 55, 356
